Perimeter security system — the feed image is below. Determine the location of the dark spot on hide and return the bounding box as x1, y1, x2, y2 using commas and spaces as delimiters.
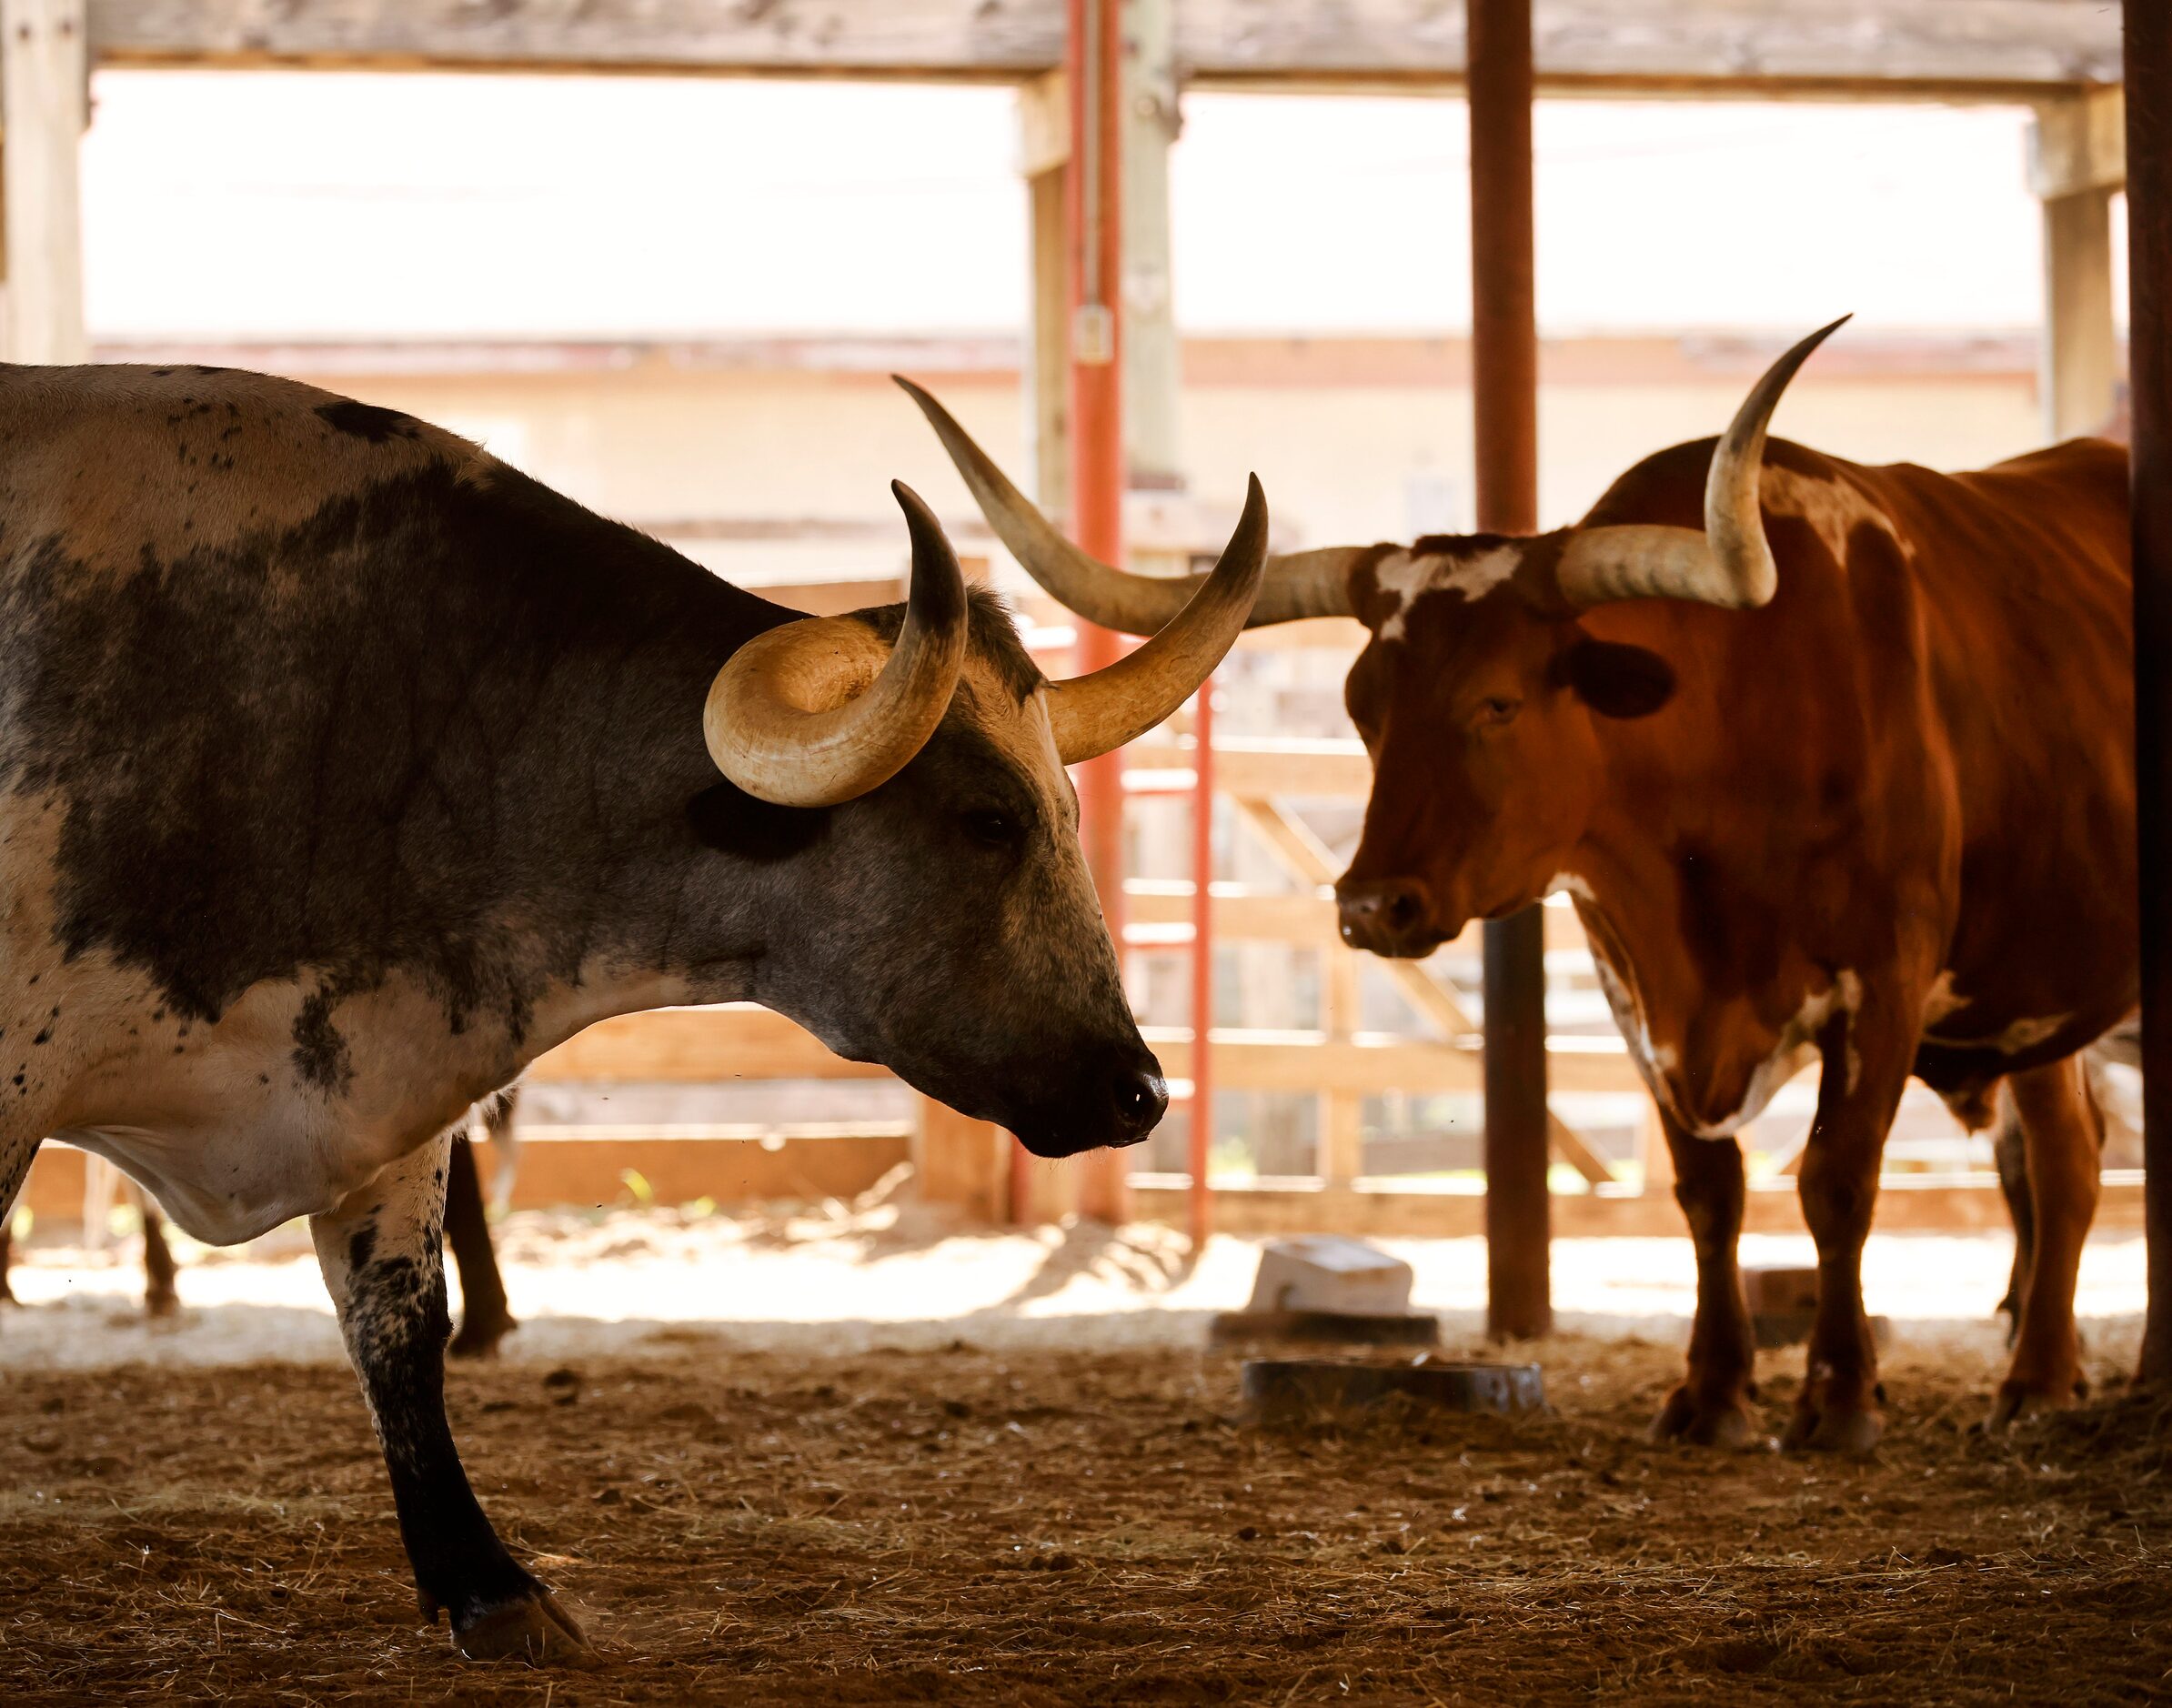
316, 399, 420, 445
347, 1224, 377, 1271
291, 990, 356, 1095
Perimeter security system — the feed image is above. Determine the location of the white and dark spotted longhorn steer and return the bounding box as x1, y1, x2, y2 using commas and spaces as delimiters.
0, 362, 1270, 1660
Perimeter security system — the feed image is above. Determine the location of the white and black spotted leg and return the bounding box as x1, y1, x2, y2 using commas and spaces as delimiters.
311, 1130, 587, 1662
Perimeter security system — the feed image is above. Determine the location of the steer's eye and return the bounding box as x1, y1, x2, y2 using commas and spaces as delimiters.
1476, 696, 1523, 728
961, 809, 1019, 849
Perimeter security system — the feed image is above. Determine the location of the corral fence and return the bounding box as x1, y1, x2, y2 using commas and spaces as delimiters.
15, 568, 2146, 1242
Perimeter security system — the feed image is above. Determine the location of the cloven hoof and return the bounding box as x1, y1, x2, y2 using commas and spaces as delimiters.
1650, 1386, 1770, 1452
1782, 1403, 1884, 1456
1987, 1374, 2086, 1431
454, 1590, 590, 1663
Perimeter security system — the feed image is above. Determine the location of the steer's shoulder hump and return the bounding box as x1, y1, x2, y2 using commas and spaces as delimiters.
0, 361, 502, 568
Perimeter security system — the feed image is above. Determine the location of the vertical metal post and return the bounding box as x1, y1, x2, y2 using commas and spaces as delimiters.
2127, 0, 2172, 1385
1189, 681, 1216, 1249
1469, 0, 1553, 1341
1068, 0, 1131, 1223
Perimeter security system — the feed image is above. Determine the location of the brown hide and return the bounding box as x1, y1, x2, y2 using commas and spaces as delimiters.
1343, 434, 2136, 1138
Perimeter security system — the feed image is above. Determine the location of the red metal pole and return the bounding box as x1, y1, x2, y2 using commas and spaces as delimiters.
1189, 681, 1216, 1249
2126, 0, 2172, 1384
1469, 0, 1553, 1341
1068, 0, 1131, 1223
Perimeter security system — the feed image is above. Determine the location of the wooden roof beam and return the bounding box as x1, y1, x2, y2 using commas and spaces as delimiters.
89, 2, 2121, 99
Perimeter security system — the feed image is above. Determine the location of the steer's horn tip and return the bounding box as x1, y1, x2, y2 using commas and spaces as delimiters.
1787, 315, 1851, 365
892, 373, 942, 417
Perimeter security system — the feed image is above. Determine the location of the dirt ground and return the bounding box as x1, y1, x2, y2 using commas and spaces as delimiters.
1, 1220, 2168, 1704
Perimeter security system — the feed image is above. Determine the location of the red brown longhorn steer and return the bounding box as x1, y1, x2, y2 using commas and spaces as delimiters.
903, 322, 2136, 1451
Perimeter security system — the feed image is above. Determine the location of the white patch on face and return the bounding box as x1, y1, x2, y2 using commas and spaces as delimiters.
1374, 544, 1521, 641
1759, 466, 1910, 569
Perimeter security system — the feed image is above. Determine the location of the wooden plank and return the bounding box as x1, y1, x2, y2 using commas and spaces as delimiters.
1122, 0, 1182, 495
2039, 185, 2120, 439
913, 1096, 1009, 1221
2031, 85, 2127, 198
528, 1005, 890, 1083
2040, 186, 2121, 439
1546, 1111, 1616, 1188
1021, 79, 1070, 523
5, 0, 89, 365
1144, 1028, 1644, 1097
1014, 66, 1067, 176
1128, 1173, 2149, 1241
1138, 736, 1372, 799
89, 2, 2121, 95
15, 1128, 913, 1220
1320, 895, 1365, 1188
1124, 879, 1332, 943
2125, 0, 2172, 1385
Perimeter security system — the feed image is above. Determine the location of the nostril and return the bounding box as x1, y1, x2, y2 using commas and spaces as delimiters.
1384, 889, 1421, 931
1111, 1069, 1168, 1139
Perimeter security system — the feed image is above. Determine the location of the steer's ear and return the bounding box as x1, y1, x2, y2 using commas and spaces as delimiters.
1558, 638, 1675, 720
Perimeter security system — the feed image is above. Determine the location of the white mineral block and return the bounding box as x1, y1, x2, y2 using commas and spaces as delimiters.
1243, 1235, 1414, 1316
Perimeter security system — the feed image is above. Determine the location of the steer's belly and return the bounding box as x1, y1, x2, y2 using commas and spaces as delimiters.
17, 968, 544, 1246
55, 1117, 354, 1245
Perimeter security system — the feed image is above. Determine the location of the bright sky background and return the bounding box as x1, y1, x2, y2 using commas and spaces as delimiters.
83, 72, 2071, 342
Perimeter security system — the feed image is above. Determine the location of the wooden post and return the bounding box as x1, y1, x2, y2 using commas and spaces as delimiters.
1469, 0, 1553, 1341
2030, 89, 2126, 439
1121, 0, 1182, 495
1, 0, 88, 365
1188, 680, 1216, 1246
1018, 70, 1071, 522
1069, 0, 1131, 1225
1321, 928, 1366, 1192
2126, 2, 2172, 1386
913, 1098, 1008, 1223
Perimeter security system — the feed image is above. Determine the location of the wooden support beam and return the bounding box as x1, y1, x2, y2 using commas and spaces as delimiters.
913, 1097, 1010, 1222
1546, 1112, 1615, 1189
2031, 85, 2128, 200
2127, 0, 2172, 1387
4, 0, 88, 365
1126, 1173, 2152, 1242
2033, 90, 2124, 439
1120, 0, 1182, 495
1320, 885, 1365, 1191
1020, 73, 1071, 524
1471, 0, 1552, 1342
2038, 188, 2119, 438
1131, 735, 1371, 799
87, 2, 2123, 97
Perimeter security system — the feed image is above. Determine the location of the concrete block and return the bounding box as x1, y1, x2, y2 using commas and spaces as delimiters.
1243, 1235, 1413, 1316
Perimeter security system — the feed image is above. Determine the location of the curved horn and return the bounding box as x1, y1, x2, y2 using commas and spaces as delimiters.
1047, 474, 1271, 764
1554, 316, 1850, 611
896, 375, 1353, 629
703, 482, 969, 807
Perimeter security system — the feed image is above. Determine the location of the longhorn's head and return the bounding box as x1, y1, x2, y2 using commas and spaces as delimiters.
901, 320, 1845, 960
699, 470, 1269, 1156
